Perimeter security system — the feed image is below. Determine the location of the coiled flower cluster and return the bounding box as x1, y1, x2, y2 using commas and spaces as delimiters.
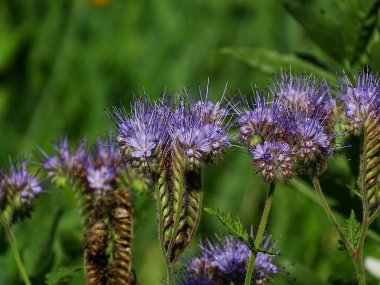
183, 235, 280, 285
236, 73, 337, 181
112, 93, 231, 173
338, 71, 380, 135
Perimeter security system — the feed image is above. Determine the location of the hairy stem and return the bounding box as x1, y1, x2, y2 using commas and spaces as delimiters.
244, 183, 275, 285
1, 215, 31, 285
312, 176, 355, 255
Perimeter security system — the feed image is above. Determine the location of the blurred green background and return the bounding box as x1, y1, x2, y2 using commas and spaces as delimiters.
1, 0, 380, 284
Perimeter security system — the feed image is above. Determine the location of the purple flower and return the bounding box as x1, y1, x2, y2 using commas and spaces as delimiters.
252, 142, 294, 183
235, 94, 292, 149
338, 71, 380, 134
42, 137, 86, 180
186, 235, 280, 285
112, 99, 169, 170
3, 161, 42, 204
294, 117, 333, 169
271, 73, 336, 122
172, 101, 230, 169
86, 166, 115, 194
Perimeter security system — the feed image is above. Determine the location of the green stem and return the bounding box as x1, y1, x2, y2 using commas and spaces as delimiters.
1, 215, 31, 285
244, 183, 275, 285
354, 256, 366, 285
312, 176, 355, 255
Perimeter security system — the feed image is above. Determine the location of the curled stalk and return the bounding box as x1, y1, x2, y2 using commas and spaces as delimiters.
153, 154, 175, 284
362, 116, 380, 210
73, 180, 94, 227
108, 189, 134, 285
167, 145, 185, 263
170, 170, 203, 263
84, 196, 109, 285
244, 183, 276, 285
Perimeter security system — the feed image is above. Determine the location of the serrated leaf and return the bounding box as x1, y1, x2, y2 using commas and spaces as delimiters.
204, 207, 251, 246
45, 266, 80, 285
222, 47, 335, 82
283, 0, 345, 63
204, 207, 277, 257
343, 210, 361, 247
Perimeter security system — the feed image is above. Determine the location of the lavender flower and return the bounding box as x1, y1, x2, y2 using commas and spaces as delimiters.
272, 73, 336, 123
186, 235, 280, 285
236, 95, 290, 149
1, 160, 42, 217
251, 142, 294, 183
41, 137, 86, 182
112, 99, 169, 170
294, 117, 333, 173
338, 71, 380, 135
172, 107, 230, 169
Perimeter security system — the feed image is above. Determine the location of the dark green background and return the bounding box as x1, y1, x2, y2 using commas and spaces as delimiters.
1, 0, 380, 284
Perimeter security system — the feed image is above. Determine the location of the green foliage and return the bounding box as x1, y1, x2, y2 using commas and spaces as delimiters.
204, 207, 252, 246
204, 207, 275, 256
45, 267, 81, 285
343, 210, 361, 247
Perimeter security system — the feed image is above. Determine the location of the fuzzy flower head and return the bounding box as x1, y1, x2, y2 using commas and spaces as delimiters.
251, 142, 294, 183
236, 94, 291, 149
339, 71, 380, 135
1, 160, 42, 219
272, 73, 336, 123
112, 99, 169, 170
84, 139, 127, 195
293, 117, 333, 174
41, 137, 86, 185
172, 100, 230, 170
186, 235, 280, 285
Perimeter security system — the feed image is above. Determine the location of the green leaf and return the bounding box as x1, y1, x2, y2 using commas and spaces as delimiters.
283, 1, 345, 63
204, 207, 251, 246
222, 47, 335, 82
45, 266, 81, 285
338, 0, 380, 65
343, 210, 360, 247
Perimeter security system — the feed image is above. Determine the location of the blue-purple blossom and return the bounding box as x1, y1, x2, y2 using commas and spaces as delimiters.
251, 142, 294, 183
173, 109, 230, 169
2, 161, 42, 205
42, 137, 86, 180
112, 99, 169, 170
272, 73, 336, 122
42, 137, 132, 196
295, 117, 333, 164
338, 71, 380, 134
236, 95, 290, 148
186, 235, 280, 285
86, 166, 115, 194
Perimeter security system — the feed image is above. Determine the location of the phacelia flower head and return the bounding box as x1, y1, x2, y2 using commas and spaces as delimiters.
251, 142, 294, 183
186, 235, 280, 285
84, 138, 128, 195
272, 73, 336, 124
112, 98, 170, 170
171, 91, 231, 170
1, 160, 42, 219
236, 94, 290, 149
338, 70, 380, 135
41, 136, 86, 184
172, 106, 230, 169
293, 116, 334, 174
